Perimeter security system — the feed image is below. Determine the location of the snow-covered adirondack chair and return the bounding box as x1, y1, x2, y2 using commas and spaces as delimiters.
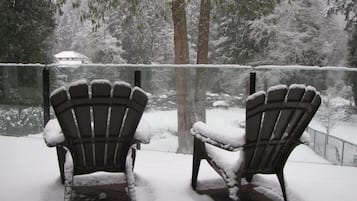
191, 84, 321, 201
43, 79, 150, 201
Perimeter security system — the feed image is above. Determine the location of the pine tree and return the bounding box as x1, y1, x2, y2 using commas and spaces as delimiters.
348, 24, 357, 109
0, 0, 56, 63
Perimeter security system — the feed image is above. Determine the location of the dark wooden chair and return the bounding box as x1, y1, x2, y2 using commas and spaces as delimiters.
43, 79, 149, 201
191, 84, 321, 201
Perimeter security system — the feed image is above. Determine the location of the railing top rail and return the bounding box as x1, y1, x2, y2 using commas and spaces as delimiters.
1, 63, 357, 72
308, 126, 357, 147
0, 63, 47, 68
46, 63, 252, 69
253, 65, 357, 72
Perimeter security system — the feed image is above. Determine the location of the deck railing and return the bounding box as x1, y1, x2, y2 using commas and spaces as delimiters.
306, 126, 357, 167
1, 63, 357, 160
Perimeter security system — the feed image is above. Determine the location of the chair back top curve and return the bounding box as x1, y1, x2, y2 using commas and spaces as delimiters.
50, 79, 148, 175
244, 84, 321, 174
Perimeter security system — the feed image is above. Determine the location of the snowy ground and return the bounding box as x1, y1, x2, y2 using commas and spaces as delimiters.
1, 135, 357, 201
310, 119, 357, 145
1, 108, 357, 201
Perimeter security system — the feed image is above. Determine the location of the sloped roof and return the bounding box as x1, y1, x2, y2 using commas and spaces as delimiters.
54, 51, 88, 59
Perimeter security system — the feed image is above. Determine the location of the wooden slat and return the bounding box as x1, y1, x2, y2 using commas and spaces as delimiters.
69, 82, 93, 168
245, 92, 265, 170
109, 83, 131, 167
252, 87, 287, 169
265, 86, 305, 168
115, 87, 148, 165
91, 80, 111, 167
276, 88, 321, 166
50, 88, 84, 168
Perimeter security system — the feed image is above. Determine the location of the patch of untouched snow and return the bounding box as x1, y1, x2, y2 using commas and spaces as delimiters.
134, 118, 151, 144
0, 135, 63, 201
310, 120, 357, 145
212, 100, 229, 108
134, 150, 214, 201
1, 134, 357, 201
1, 108, 357, 201
141, 135, 178, 152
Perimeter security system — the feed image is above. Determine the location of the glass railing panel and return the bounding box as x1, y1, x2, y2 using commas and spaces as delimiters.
326, 136, 344, 165
0, 64, 44, 136
136, 66, 250, 153
343, 142, 357, 167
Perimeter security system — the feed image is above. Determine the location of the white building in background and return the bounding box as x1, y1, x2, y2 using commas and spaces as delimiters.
54, 51, 91, 64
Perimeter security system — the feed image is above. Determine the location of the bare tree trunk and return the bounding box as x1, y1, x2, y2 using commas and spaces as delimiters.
172, 0, 194, 154
195, 0, 211, 122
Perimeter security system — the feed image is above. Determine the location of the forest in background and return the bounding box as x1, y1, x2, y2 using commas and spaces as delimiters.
51, 0, 350, 94
53, 0, 348, 66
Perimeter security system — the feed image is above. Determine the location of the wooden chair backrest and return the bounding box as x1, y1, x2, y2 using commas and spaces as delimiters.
244, 85, 321, 174
50, 79, 148, 175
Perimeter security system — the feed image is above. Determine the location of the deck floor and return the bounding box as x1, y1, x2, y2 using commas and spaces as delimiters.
72, 184, 273, 201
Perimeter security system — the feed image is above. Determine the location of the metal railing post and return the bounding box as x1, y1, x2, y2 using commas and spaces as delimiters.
134, 70, 142, 150
341, 142, 345, 165
324, 134, 327, 158
313, 129, 316, 151
249, 71, 256, 95
43, 66, 50, 126
134, 70, 141, 87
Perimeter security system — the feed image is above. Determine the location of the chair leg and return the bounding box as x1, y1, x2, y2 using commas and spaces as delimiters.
126, 149, 137, 201
191, 153, 201, 189
228, 186, 240, 201
56, 146, 66, 184
191, 138, 204, 189
277, 171, 288, 201
63, 147, 74, 201
245, 173, 254, 182
64, 184, 73, 201
131, 147, 136, 170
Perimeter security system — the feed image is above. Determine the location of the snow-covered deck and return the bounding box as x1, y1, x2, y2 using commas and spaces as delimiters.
1, 134, 356, 201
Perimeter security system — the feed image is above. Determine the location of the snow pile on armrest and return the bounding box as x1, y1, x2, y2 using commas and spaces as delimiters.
43, 119, 65, 147
134, 118, 151, 144
300, 131, 311, 145
191, 121, 245, 148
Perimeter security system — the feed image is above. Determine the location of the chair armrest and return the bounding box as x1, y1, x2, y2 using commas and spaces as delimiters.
191, 121, 245, 151
43, 119, 65, 147
134, 118, 151, 144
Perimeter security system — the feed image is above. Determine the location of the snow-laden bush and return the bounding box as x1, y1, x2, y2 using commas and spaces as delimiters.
0, 106, 43, 136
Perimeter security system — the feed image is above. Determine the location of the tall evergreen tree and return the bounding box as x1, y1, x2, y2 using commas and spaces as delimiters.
348, 25, 357, 108
0, 0, 56, 63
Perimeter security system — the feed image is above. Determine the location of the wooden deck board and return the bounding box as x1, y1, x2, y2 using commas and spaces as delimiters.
71, 184, 273, 201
